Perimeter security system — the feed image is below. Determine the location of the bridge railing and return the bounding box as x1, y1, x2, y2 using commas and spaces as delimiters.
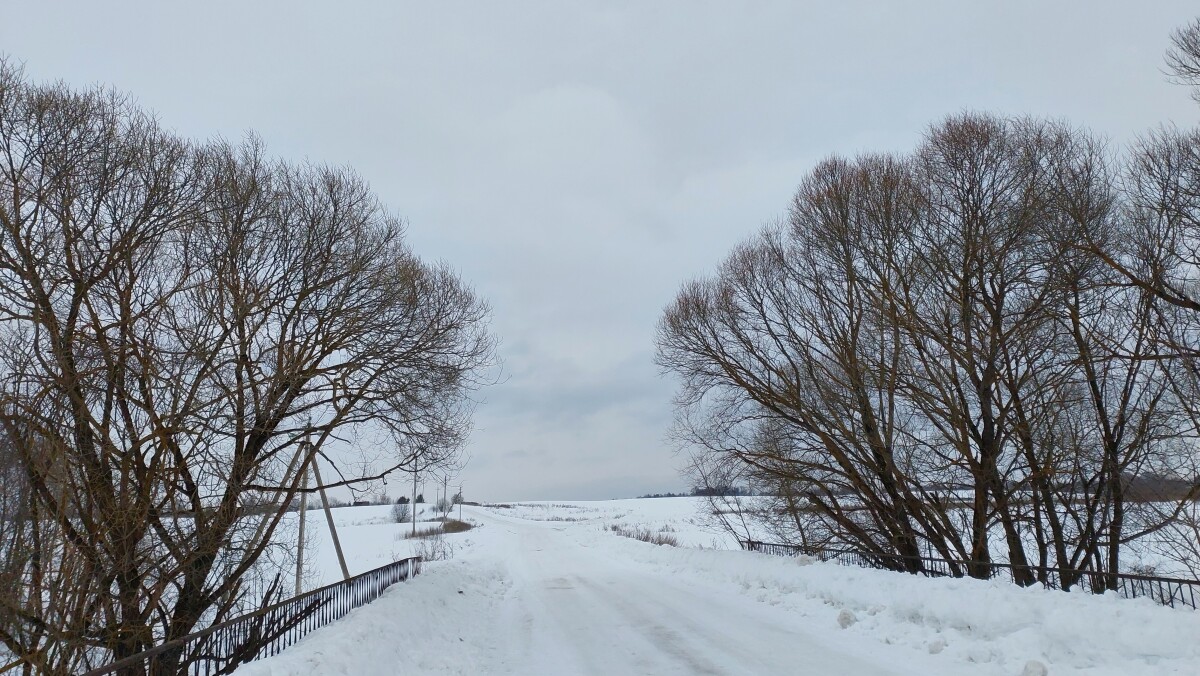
82, 556, 422, 676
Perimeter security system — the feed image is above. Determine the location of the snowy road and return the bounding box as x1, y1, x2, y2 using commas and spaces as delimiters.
475, 508, 903, 675
240, 506, 939, 675
237, 501, 1200, 675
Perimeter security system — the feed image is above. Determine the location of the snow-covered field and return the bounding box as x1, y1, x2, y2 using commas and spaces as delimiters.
240, 498, 1200, 675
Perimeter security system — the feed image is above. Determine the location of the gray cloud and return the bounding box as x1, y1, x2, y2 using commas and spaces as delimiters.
4, 1, 1198, 501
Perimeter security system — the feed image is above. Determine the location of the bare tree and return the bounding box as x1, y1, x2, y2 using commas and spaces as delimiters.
0, 62, 494, 674
658, 152, 949, 567
894, 114, 1098, 581
1167, 17, 1200, 104
659, 110, 1193, 588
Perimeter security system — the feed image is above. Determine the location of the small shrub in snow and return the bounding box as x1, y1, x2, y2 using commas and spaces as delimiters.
404, 519, 473, 538
391, 502, 411, 524
836, 609, 857, 629
442, 519, 472, 534
414, 532, 454, 561
1129, 562, 1157, 576
401, 527, 439, 539
608, 523, 679, 547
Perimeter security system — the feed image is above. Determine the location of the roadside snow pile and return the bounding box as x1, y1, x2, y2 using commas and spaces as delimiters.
235, 559, 510, 676
575, 520, 1200, 675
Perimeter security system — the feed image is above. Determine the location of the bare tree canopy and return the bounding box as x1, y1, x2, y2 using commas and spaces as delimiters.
658, 108, 1198, 587
1167, 17, 1200, 103
0, 61, 495, 673
659, 18, 1200, 589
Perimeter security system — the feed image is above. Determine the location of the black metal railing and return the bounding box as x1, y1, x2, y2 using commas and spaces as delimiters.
740, 540, 1200, 610
82, 556, 422, 676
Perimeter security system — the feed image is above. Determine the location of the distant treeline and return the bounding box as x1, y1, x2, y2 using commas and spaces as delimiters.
637, 486, 753, 499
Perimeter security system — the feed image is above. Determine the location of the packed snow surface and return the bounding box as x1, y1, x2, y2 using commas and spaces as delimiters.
239, 498, 1200, 675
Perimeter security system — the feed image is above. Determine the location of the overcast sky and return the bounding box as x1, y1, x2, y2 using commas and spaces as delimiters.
4, 2, 1199, 501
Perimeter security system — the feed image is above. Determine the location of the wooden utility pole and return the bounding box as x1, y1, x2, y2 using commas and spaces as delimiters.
295, 437, 311, 595
411, 469, 418, 535
312, 455, 350, 580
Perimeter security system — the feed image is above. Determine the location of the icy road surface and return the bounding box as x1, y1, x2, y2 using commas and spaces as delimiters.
238, 501, 1200, 675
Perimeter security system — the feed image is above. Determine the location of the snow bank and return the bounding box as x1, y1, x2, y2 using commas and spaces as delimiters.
575, 523, 1200, 674
236, 558, 510, 676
